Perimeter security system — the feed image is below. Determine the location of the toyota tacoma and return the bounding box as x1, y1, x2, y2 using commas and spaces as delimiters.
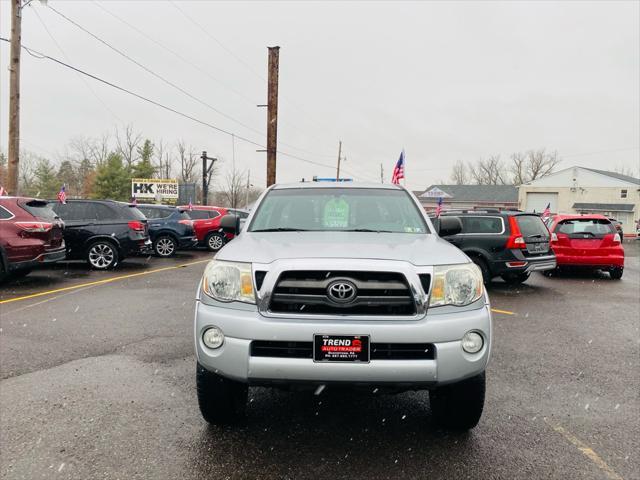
195, 183, 492, 430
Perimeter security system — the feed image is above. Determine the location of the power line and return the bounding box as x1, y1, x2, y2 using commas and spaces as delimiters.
46, 4, 269, 142
31, 6, 122, 123
0, 38, 376, 179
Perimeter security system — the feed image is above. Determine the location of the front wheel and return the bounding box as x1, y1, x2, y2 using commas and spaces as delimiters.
154, 235, 177, 257
87, 241, 118, 270
205, 232, 225, 252
610, 267, 623, 280
430, 372, 486, 430
501, 272, 530, 285
196, 363, 248, 425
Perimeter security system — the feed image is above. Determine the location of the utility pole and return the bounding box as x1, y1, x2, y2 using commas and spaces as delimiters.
336, 140, 342, 181
266, 46, 279, 187
201, 151, 216, 205
380, 163, 384, 183
245, 169, 251, 208
7, 0, 22, 195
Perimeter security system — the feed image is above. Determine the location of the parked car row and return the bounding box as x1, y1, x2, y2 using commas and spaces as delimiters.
434, 210, 625, 282
0, 196, 248, 281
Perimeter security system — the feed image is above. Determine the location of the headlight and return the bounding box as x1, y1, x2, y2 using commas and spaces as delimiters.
201, 260, 255, 303
429, 263, 483, 307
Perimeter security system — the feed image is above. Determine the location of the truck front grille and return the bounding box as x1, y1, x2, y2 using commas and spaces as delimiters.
269, 270, 416, 316
250, 341, 435, 360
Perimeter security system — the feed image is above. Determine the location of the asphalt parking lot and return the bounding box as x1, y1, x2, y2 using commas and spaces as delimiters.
1, 243, 638, 480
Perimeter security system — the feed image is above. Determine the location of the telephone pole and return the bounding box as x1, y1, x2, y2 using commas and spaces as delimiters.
7, 0, 22, 195
336, 140, 342, 181
201, 151, 216, 205
266, 46, 279, 187
380, 163, 384, 183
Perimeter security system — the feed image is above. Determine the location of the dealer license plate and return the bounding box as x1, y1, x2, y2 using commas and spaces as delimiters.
313, 335, 370, 363
527, 242, 549, 254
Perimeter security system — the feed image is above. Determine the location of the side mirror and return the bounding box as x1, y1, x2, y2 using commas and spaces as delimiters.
438, 216, 462, 237
219, 214, 239, 234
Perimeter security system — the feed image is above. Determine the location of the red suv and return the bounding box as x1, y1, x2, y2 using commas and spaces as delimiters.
179, 206, 228, 251
546, 214, 624, 279
0, 197, 66, 281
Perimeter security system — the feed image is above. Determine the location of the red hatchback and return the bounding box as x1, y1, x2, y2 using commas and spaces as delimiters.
0, 197, 66, 281
546, 214, 624, 279
178, 206, 229, 252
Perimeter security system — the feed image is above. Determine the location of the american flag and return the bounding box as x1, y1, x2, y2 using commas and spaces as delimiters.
391, 150, 405, 184
130, 197, 137, 206
541, 202, 551, 221
57, 184, 67, 204
435, 197, 444, 217
0, 186, 7, 196
188, 199, 193, 211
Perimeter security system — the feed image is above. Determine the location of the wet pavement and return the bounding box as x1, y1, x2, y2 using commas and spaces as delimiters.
1, 243, 638, 479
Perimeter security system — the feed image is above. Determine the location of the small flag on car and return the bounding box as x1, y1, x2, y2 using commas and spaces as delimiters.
57, 184, 67, 204
130, 197, 137, 206
435, 197, 444, 217
541, 203, 551, 221
391, 150, 405, 185
188, 199, 193, 211
0, 186, 7, 196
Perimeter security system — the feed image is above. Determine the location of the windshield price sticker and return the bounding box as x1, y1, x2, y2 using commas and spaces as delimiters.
322, 197, 350, 228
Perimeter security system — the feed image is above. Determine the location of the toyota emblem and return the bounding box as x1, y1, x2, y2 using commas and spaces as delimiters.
327, 279, 357, 304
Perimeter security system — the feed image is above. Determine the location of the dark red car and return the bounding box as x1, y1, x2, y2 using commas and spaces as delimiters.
546, 214, 624, 279
178, 205, 229, 251
0, 196, 66, 281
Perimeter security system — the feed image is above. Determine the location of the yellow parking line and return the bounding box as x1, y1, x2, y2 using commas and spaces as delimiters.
491, 308, 515, 315
0, 259, 211, 305
544, 418, 623, 480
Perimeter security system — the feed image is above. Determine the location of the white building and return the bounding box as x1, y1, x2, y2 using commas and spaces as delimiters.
518, 166, 640, 234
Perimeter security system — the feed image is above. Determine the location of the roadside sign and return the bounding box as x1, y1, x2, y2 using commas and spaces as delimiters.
131, 179, 179, 204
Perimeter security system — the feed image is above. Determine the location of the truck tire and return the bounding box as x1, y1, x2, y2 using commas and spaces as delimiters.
205, 232, 225, 252
196, 363, 247, 425
86, 240, 119, 270
610, 267, 623, 280
154, 235, 177, 257
430, 372, 485, 430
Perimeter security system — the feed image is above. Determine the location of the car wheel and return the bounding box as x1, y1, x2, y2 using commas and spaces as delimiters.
430, 372, 485, 431
501, 272, 530, 285
154, 235, 177, 257
610, 267, 623, 280
196, 362, 247, 425
205, 232, 225, 252
470, 256, 491, 284
87, 241, 118, 270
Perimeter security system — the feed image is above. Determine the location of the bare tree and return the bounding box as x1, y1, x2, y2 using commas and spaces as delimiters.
115, 124, 142, 169
509, 149, 560, 185
176, 140, 198, 183
219, 168, 246, 208
450, 159, 469, 184
68, 133, 110, 167
468, 155, 507, 185
155, 139, 173, 179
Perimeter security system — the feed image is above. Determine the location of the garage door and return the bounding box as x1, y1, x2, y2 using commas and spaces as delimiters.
525, 192, 558, 213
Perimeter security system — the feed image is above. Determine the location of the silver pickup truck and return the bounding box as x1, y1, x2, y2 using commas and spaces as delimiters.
195, 183, 492, 430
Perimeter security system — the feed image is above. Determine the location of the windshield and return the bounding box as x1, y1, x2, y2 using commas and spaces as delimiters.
248, 188, 429, 233
515, 215, 550, 238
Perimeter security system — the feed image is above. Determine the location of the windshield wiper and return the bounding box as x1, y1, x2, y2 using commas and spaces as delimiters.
251, 227, 309, 232
343, 228, 394, 233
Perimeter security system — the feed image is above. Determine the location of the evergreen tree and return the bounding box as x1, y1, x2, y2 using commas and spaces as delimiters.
77, 158, 95, 198
92, 152, 130, 201
57, 160, 78, 197
32, 158, 60, 198
132, 139, 156, 179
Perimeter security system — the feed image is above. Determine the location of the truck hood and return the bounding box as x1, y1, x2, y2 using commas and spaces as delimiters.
216, 232, 468, 266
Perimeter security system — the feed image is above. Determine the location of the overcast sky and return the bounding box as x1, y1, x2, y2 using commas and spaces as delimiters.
1, 0, 639, 190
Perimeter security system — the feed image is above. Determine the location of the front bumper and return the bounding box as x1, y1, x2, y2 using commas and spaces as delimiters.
195, 301, 492, 387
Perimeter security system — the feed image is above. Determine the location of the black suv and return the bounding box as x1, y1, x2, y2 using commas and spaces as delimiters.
136, 204, 197, 257
49, 199, 151, 269
437, 210, 556, 284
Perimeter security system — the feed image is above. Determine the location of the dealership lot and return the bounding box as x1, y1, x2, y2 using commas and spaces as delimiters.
0, 244, 638, 480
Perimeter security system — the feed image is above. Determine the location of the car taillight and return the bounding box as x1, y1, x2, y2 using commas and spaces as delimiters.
505, 216, 526, 249
613, 233, 621, 244
128, 221, 145, 232
178, 219, 193, 226
15, 221, 53, 233
551, 232, 558, 242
